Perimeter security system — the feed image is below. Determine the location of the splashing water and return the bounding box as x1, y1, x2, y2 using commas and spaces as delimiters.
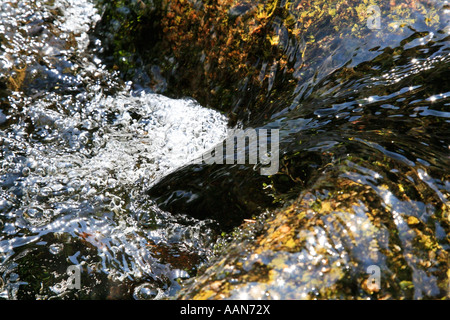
0, 0, 228, 299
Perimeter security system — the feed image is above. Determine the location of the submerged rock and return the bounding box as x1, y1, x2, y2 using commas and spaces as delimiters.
95, 0, 446, 126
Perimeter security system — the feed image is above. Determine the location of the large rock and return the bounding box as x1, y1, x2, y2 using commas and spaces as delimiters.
96, 0, 444, 126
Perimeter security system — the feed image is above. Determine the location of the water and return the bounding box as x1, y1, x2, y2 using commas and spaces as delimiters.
0, 0, 229, 299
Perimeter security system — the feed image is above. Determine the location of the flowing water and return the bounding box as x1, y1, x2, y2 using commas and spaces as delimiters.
0, 0, 229, 299
0, 0, 449, 300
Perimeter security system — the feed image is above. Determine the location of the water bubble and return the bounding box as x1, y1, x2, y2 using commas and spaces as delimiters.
50, 282, 65, 294
36, 167, 46, 176
47, 165, 57, 175
1, 162, 9, 172
49, 243, 64, 255
79, 134, 89, 145
28, 185, 40, 196
25, 207, 41, 218
40, 187, 52, 197
71, 142, 81, 150
82, 119, 95, 130
22, 167, 31, 177
111, 197, 121, 207
133, 283, 164, 300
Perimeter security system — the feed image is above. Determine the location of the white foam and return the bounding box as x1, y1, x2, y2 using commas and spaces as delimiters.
54, 91, 229, 188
